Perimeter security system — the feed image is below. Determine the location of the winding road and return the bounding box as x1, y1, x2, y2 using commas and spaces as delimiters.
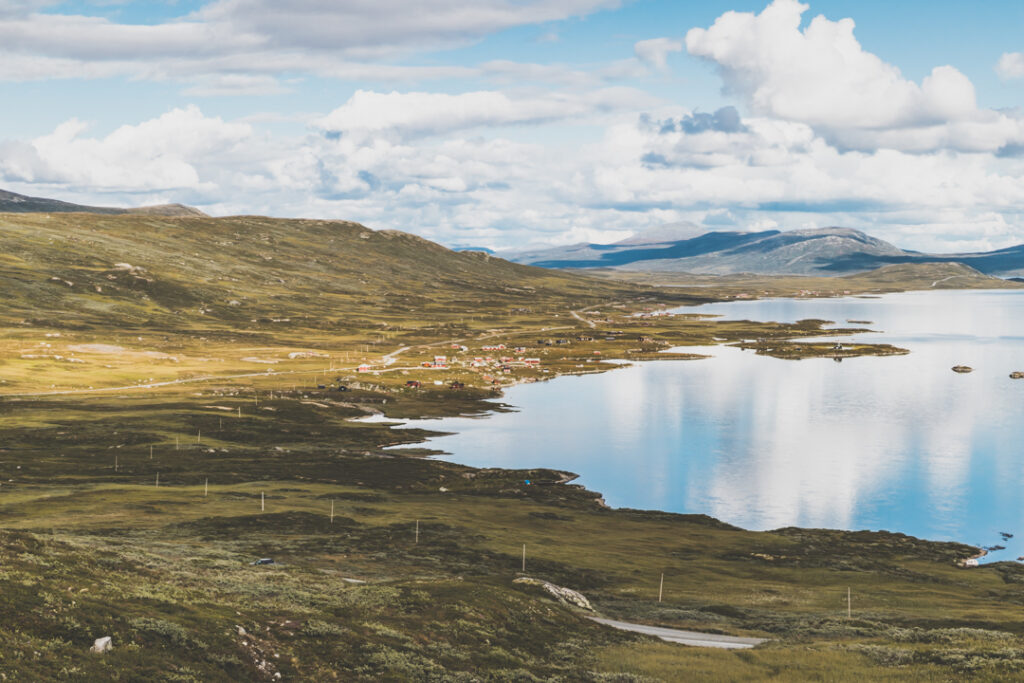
588, 617, 766, 650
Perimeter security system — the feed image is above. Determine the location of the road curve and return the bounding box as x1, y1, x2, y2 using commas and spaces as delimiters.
570, 310, 597, 328
588, 617, 766, 649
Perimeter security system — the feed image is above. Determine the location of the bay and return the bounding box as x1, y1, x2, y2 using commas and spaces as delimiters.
394, 290, 1024, 562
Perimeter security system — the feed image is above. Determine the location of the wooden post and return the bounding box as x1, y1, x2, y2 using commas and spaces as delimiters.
238, 407, 242, 418
522, 544, 526, 572
219, 418, 223, 431
155, 472, 159, 487
197, 430, 201, 444
255, 391, 258, 406
415, 520, 419, 544
114, 455, 118, 472
330, 500, 334, 523
659, 573, 664, 603
847, 587, 851, 618
149, 445, 153, 460
175, 436, 179, 451
261, 491, 265, 512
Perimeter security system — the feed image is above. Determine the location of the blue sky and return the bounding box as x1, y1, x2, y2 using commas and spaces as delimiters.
1, 0, 1023, 252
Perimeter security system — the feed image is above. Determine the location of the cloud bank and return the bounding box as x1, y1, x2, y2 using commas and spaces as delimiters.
1, 0, 1023, 255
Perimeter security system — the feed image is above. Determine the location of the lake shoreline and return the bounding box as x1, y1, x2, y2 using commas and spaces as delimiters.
380, 290, 1024, 566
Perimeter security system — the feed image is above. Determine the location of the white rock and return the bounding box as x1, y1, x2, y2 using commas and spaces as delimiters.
90, 636, 112, 654
514, 577, 593, 611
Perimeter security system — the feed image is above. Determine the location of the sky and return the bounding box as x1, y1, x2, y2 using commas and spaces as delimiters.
0, 0, 1023, 253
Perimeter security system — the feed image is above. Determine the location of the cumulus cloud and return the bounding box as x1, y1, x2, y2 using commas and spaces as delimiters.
997, 52, 1024, 80
1, 106, 252, 190
685, 0, 1024, 153
633, 37, 682, 70
17, 96, 1024, 252
686, 0, 974, 129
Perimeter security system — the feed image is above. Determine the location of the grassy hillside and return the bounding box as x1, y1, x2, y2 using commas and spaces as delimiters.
2, 212, 1022, 680
594, 261, 1023, 298
0, 188, 204, 217
0, 212, 646, 329
843, 262, 1011, 288
0, 212, 716, 395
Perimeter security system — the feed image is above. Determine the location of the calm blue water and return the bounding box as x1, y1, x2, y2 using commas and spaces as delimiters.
396, 291, 1024, 561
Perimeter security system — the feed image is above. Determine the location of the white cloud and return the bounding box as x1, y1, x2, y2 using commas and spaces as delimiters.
997, 52, 1024, 80
181, 74, 291, 97
633, 37, 682, 71
4, 1, 618, 60
0, 0, 622, 86
2, 106, 253, 190
4, 76, 1024, 255
196, 0, 621, 55
0, 1, 58, 17
315, 88, 654, 141
685, 0, 1024, 153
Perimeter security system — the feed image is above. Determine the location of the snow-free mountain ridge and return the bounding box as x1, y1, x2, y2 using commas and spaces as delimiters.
505, 226, 1024, 277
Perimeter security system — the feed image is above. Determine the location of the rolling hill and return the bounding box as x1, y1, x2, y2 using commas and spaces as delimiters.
0, 211, 677, 334
0, 188, 206, 217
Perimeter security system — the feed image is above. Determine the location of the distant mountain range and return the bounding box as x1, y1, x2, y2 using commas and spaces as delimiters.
504, 225, 1024, 277
0, 188, 206, 217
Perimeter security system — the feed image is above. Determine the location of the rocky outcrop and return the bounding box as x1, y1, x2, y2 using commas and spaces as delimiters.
90, 636, 112, 654
1011, 371, 1024, 379
514, 577, 593, 610
952, 366, 974, 373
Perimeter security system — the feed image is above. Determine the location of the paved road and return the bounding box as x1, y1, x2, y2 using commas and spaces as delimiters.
588, 617, 766, 649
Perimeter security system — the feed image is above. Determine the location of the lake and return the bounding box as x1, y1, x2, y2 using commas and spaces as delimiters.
393, 290, 1024, 562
